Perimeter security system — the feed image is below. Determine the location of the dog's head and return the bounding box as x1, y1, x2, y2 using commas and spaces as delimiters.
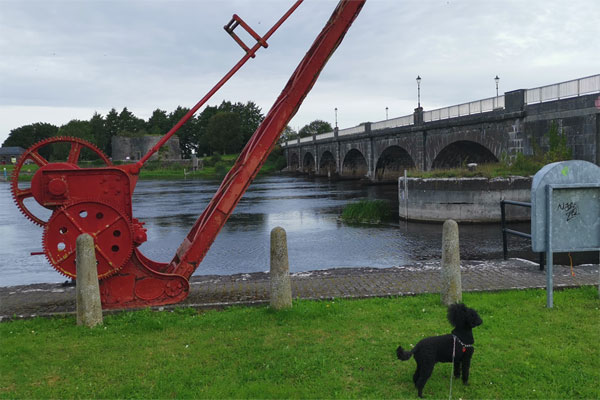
447, 303, 482, 329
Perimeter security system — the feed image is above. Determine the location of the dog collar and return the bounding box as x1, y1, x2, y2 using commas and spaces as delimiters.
452, 334, 474, 352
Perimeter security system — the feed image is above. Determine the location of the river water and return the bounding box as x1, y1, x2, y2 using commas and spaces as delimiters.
0, 175, 533, 287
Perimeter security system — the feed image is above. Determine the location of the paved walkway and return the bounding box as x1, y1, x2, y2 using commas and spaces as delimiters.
1, 258, 598, 320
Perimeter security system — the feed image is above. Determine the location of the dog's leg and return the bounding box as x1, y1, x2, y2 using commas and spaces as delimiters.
413, 366, 420, 386
461, 355, 472, 385
415, 362, 434, 398
453, 359, 461, 378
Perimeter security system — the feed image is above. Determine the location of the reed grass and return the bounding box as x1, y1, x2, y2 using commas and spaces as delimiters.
341, 199, 391, 224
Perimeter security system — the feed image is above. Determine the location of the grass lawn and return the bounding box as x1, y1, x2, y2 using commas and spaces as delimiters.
1, 287, 598, 399
5, 153, 282, 181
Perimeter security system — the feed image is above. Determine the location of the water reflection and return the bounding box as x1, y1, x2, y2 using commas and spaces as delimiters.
0, 175, 533, 286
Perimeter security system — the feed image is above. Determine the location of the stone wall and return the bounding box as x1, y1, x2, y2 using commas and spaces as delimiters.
111, 136, 181, 161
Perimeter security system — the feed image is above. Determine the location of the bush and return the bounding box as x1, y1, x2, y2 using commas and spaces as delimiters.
341, 199, 391, 224
545, 121, 572, 163
214, 161, 229, 177
203, 152, 223, 167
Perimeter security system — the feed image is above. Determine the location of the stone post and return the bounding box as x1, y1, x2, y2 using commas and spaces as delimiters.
270, 227, 292, 309
441, 219, 462, 305
413, 106, 424, 125
76, 234, 103, 327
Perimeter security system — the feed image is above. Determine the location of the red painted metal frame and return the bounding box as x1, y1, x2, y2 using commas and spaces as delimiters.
167, 0, 366, 279
11, 0, 366, 310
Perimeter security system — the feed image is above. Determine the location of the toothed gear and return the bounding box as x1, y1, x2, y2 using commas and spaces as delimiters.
11, 136, 111, 226
42, 199, 133, 280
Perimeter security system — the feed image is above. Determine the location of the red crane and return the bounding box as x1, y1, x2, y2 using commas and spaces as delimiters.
10, 0, 366, 309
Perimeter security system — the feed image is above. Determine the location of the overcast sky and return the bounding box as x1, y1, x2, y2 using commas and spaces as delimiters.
1, 0, 598, 146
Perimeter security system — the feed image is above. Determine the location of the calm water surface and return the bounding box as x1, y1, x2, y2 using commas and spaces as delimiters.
0, 175, 532, 286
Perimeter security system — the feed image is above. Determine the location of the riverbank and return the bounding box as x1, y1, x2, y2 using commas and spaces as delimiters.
4, 151, 285, 181
2, 258, 598, 320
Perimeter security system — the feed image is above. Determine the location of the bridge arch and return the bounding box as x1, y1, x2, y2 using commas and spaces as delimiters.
341, 148, 368, 178
303, 152, 315, 173
432, 140, 498, 169
318, 150, 337, 176
374, 145, 415, 182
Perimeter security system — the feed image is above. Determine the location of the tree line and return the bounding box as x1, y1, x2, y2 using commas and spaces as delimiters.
2, 101, 334, 161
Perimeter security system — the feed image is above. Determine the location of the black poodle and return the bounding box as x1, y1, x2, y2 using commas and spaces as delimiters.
396, 303, 483, 398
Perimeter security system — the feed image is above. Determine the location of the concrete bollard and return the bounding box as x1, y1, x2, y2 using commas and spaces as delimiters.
441, 219, 462, 305
270, 227, 292, 310
76, 234, 103, 327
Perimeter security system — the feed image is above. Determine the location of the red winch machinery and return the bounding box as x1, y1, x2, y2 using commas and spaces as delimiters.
11, 1, 366, 309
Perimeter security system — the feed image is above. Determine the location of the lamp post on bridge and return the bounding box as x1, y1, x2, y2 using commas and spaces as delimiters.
334, 107, 338, 128
416, 75, 421, 108
385, 106, 388, 120
495, 75, 500, 97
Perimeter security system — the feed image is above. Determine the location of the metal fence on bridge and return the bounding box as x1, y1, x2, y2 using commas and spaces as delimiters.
525, 74, 600, 104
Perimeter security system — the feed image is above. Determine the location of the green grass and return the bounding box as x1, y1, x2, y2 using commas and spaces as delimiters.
1, 287, 598, 399
341, 199, 391, 224
407, 159, 544, 179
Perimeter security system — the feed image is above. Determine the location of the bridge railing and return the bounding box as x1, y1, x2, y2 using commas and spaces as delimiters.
371, 114, 413, 130
525, 74, 600, 104
423, 95, 504, 122
338, 125, 366, 136
315, 131, 335, 140
299, 136, 313, 143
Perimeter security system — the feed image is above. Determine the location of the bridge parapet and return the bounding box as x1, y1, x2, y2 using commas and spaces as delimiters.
525, 74, 600, 104
424, 95, 504, 122
371, 115, 413, 130
338, 125, 366, 136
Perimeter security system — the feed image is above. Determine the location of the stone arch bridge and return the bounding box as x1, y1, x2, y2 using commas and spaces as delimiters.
283, 76, 600, 182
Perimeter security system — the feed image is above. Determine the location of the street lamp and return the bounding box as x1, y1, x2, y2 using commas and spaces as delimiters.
385, 106, 389, 120
416, 75, 421, 108
334, 107, 338, 128
494, 75, 500, 97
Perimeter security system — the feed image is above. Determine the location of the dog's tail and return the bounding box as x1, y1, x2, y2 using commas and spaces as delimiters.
396, 345, 413, 361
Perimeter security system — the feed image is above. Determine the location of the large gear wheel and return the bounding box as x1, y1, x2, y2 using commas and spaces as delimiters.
43, 200, 134, 279
11, 136, 112, 226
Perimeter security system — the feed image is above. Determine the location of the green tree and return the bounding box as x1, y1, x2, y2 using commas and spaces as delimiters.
298, 120, 332, 138
53, 120, 95, 161
196, 105, 220, 156
117, 107, 145, 134
2, 123, 58, 159
89, 112, 110, 156
205, 111, 242, 155
225, 101, 263, 143
104, 108, 120, 156
147, 109, 170, 135
279, 125, 297, 143
169, 106, 198, 158
195, 100, 263, 156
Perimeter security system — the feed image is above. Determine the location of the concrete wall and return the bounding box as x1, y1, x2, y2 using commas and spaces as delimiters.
112, 136, 181, 161
398, 177, 532, 222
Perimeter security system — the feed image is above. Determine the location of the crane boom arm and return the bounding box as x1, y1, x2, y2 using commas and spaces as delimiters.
167, 0, 366, 278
